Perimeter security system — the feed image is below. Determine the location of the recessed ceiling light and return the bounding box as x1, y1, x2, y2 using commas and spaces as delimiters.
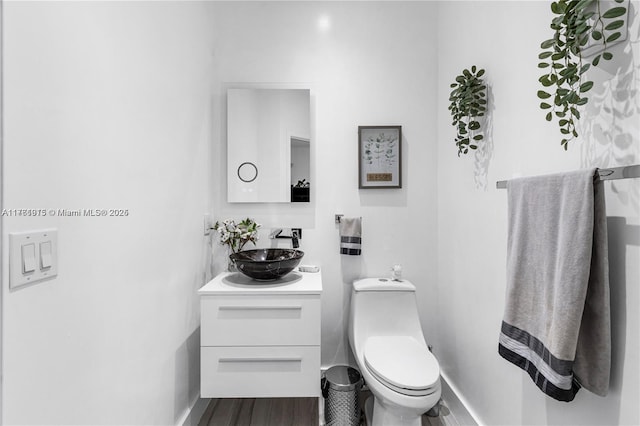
318, 14, 331, 32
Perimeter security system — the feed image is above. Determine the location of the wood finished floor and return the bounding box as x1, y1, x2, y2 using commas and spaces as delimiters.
421, 400, 459, 426
198, 397, 318, 426
198, 393, 459, 426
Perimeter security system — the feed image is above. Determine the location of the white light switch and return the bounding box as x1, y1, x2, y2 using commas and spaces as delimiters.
40, 241, 53, 269
10, 229, 58, 289
22, 243, 37, 273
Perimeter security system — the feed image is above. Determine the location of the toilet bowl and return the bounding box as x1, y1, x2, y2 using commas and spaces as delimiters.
348, 278, 441, 426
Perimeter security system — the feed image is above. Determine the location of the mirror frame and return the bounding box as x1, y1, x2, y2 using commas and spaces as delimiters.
226, 86, 311, 204
215, 82, 316, 230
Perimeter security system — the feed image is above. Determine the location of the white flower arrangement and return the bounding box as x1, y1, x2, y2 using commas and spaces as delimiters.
212, 217, 261, 253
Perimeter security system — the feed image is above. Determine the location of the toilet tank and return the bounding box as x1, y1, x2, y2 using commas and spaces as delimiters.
349, 278, 427, 352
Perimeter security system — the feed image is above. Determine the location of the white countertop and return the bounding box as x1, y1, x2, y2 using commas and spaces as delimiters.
198, 269, 322, 295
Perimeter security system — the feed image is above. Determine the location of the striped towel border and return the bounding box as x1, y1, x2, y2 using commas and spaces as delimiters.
340, 236, 361, 255
498, 321, 580, 402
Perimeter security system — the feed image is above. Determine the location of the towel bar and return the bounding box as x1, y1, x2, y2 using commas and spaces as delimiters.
496, 164, 640, 189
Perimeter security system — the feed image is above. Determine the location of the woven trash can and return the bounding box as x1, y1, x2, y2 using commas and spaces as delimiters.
321, 365, 363, 426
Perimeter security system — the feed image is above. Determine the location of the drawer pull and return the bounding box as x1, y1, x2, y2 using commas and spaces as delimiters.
218, 306, 302, 311
217, 305, 302, 319
217, 357, 302, 373
219, 357, 302, 363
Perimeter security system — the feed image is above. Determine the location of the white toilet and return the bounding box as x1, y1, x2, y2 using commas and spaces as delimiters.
348, 278, 441, 426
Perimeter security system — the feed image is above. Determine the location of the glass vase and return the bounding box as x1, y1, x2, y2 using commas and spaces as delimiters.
227, 249, 238, 272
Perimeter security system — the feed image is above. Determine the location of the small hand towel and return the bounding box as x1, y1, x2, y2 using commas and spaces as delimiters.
340, 217, 362, 255
498, 168, 610, 402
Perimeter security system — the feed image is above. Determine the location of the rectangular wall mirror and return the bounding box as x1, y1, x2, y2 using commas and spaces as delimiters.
227, 88, 311, 203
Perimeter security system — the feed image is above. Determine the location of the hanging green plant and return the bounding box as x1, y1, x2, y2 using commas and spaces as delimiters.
538, 0, 628, 150
448, 66, 487, 156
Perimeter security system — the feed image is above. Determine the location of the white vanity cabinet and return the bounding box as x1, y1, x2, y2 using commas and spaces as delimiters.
199, 271, 322, 398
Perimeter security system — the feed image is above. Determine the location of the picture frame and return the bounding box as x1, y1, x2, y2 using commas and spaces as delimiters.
358, 125, 402, 188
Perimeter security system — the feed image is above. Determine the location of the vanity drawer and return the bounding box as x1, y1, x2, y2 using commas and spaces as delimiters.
201, 346, 321, 398
201, 295, 320, 346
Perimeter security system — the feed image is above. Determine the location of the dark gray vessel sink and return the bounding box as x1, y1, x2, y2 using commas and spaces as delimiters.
230, 248, 304, 281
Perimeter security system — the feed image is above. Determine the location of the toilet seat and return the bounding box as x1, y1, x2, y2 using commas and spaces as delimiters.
364, 336, 440, 397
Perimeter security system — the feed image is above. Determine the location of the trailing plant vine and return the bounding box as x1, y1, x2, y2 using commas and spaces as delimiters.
538, 0, 628, 150
448, 66, 487, 156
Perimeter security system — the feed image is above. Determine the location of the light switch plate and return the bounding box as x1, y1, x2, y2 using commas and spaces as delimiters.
9, 228, 58, 289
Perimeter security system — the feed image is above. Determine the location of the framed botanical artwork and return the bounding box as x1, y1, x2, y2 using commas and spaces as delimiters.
358, 125, 402, 188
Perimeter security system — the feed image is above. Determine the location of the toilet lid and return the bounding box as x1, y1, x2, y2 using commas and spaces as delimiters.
364, 336, 440, 393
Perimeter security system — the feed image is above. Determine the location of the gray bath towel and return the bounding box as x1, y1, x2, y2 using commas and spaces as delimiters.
340, 217, 362, 255
499, 168, 610, 402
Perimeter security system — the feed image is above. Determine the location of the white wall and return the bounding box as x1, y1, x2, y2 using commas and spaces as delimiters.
436, 2, 640, 425
0, 1, 4, 420
2, 2, 214, 424
209, 1, 439, 367
291, 139, 311, 185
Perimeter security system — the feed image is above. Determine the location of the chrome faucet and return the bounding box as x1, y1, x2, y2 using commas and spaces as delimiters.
270, 228, 301, 249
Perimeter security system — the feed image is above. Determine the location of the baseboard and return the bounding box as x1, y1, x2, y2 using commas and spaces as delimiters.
177, 395, 211, 426
440, 372, 483, 426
